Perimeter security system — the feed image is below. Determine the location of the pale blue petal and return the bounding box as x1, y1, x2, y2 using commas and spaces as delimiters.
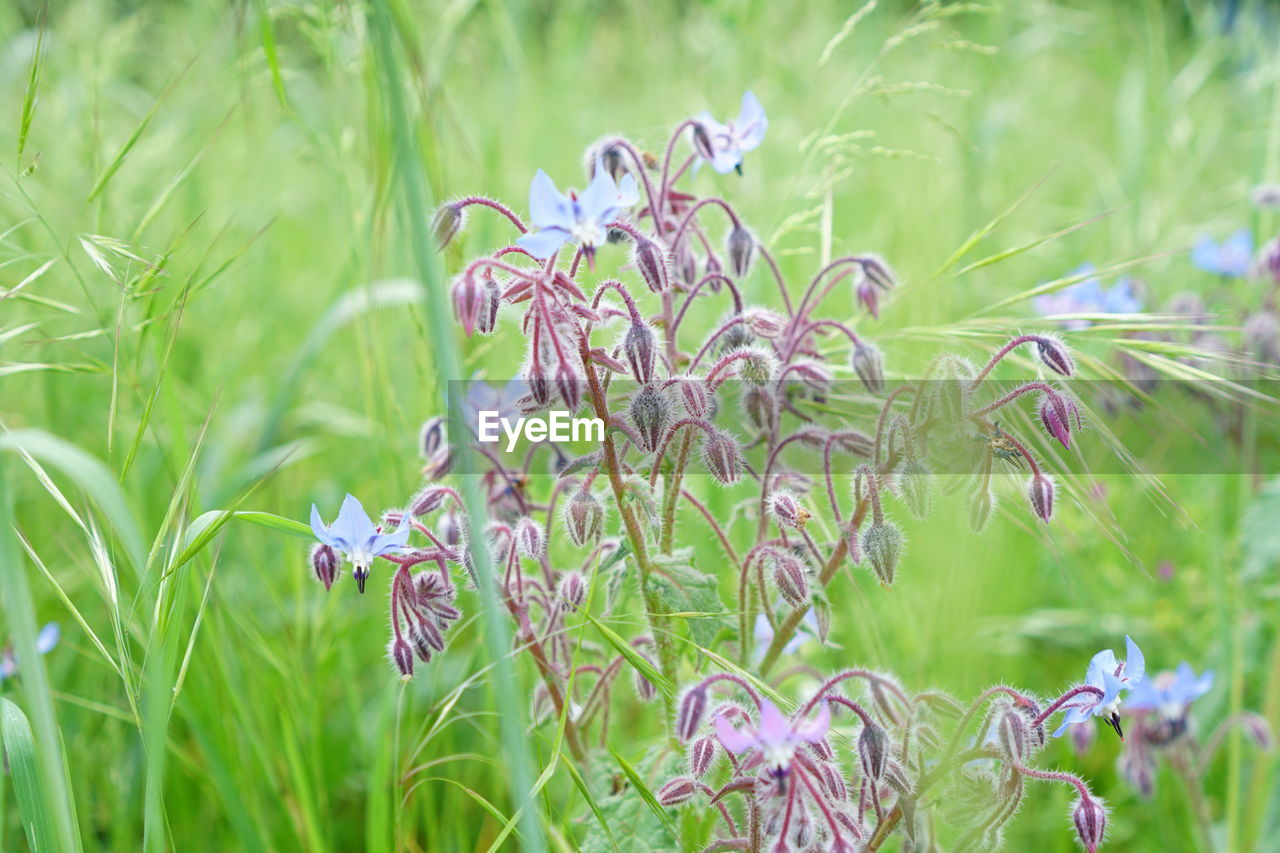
710, 148, 741, 174
528, 169, 572, 230
1086, 649, 1118, 688
1191, 236, 1221, 273
737, 91, 768, 150
310, 504, 343, 549
579, 164, 618, 223
35, 623, 60, 655
335, 493, 374, 545
1053, 707, 1090, 738
1124, 635, 1145, 683
517, 227, 570, 259
616, 173, 639, 208
372, 512, 413, 556
1124, 678, 1163, 711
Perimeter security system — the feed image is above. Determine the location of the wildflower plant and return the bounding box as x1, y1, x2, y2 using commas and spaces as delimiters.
302, 92, 1263, 851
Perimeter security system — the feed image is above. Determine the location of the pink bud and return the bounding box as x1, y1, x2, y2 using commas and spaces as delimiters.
1072, 795, 1107, 853
675, 376, 710, 419
1035, 335, 1075, 376
859, 722, 889, 779
743, 306, 786, 338
741, 385, 778, 432
996, 707, 1031, 762
624, 321, 658, 384
857, 278, 881, 318
451, 274, 483, 336
859, 254, 896, 290
689, 736, 716, 777
557, 571, 587, 610
310, 544, 339, 590
630, 384, 672, 453
676, 687, 707, 742
432, 203, 464, 250
1039, 396, 1072, 449
477, 274, 502, 334
657, 777, 697, 807
633, 237, 668, 292
564, 490, 604, 547
633, 661, 658, 703
410, 486, 448, 516
768, 490, 811, 530
691, 123, 716, 162
727, 225, 755, 278
701, 429, 743, 485
525, 358, 550, 406
853, 342, 886, 393
771, 552, 810, 607
389, 638, 414, 680
514, 517, 545, 558
555, 361, 582, 412
419, 416, 446, 458
1027, 474, 1054, 522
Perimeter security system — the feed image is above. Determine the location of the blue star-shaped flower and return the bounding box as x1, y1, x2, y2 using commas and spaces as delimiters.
1033, 264, 1144, 330
1126, 662, 1213, 718
696, 91, 768, 175
310, 494, 411, 593
1053, 635, 1145, 739
515, 164, 638, 262
1192, 229, 1253, 277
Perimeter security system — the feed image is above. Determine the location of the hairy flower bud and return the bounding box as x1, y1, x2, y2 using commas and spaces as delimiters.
852, 342, 886, 393
691, 122, 716, 162
857, 278, 882, 318
863, 521, 903, 587
1118, 747, 1155, 799
1245, 311, 1280, 364
389, 638, 414, 681
633, 661, 657, 703
701, 429, 743, 485
859, 722, 890, 779
310, 543, 339, 590
657, 777, 697, 807
477, 274, 502, 334
733, 345, 777, 385
624, 321, 658, 384
630, 383, 672, 452
411, 486, 449, 517
420, 416, 446, 459
689, 736, 717, 777
451, 273, 483, 337
676, 376, 710, 419
1241, 712, 1274, 749
1071, 795, 1107, 853
1039, 395, 1073, 449
996, 707, 1031, 762
557, 571, 587, 610
896, 459, 931, 520
970, 489, 995, 533
526, 358, 550, 406
432, 202, 464, 250
676, 687, 708, 741
634, 237, 668, 292
1035, 335, 1075, 376
514, 517, 545, 559
742, 306, 785, 339
1027, 474, 1054, 522
564, 490, 604, 547
741, 385, 778, 432
859, 254, 896, 291
727, 225, 755, 278
672, 243, 699, 287
768, 490, 810, 530
555, 361, 582, 412
771, 551, 810, 607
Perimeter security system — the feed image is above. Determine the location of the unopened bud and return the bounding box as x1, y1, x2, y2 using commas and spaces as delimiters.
633, 660, 658, 703
701, 429, 743, 485
857, 278, 882, 318
727, 225, 755, 278
526, 358, 550, 406
477, 274, 502, 334
1072, 717, 1097, 756
771, 552, 810, 607
657, 777, 697, 807
634, 237, 668, 292
859, 722, 890, 779
555, 361, 582, 412
813, 594, 832, 644
432, 203, 464, 250
768, 490, 811, 530
970, 489, 995, 533
1118, 748, 1154, 799
896, 459, 931, 520
630, 383, 672, 452
742, 306, 785, 338
689, 736, 717, 777
558, 571, 587, 610
1027, 474, 1054, 522
624, 321, 658, 384
676, 376, 710, 418
514, 517, 545, 558
673, 243, 699, 287
389, 638, 414, 681
1039, 396, 1073, 449
564, 490, 604, 547
676, 687, 708, 741
310, 544, 339, 590
1071, 795, 1107, 853
996, 707, 1031, 762
451, 274, 483, 337
863, 521, 903, 587
859, 254, 896, 291
741, 385, 778, 432
733, 345, 777, 385
691, 122, 716, 162
420, 416, 446, 458
853, 343, 886, 393
1035, 335, 1075, 376
1245, 311, 1280, 363
1241, 712, 1274, 749
411, 486, 448, 517
818, 761, 847, 800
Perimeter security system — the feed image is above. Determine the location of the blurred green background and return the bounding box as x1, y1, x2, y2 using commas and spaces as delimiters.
0, 0, 1277, 850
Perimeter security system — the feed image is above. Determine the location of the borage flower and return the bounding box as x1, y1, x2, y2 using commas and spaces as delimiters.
1192, 229, 1253, 277
1033, 264, 1143, 330
516, 164, 638, 265
1126, 662, 1213, 719
310, 493, 412, 593
0, 623, 60, 681
695, 91, 768, 175
1053, 636, 1145, 739
715, 697, 830, 782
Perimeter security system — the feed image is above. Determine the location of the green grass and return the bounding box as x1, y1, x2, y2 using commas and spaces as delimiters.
0, 0, 1278, 850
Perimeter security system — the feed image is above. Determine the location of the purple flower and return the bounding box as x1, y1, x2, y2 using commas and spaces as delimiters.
714, 697, 830, 777
516, 164, 638, 262
1126, 662, 1213, 718
1053, 636, 1145, 738
696, 91, 768, 175
1033, 264, 1143, 330
310, 494, 411, 593
1191, 229, 1253, 277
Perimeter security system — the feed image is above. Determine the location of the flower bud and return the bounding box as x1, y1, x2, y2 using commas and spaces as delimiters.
630, 383, 672, 452
1071, 795, 1107, 853
514, 517, 545, 559
422, 446, 451, 480
477, 274, 502, 334
1118, 747, 1155, 798
859, 254, 896, 291
689, 736, 717, 777
863, 521, 903, 587
432, 202, 464, 250
733, 345, 777, 385
310, 544, 339, 590
420, 416, 446, 458
742, 306, 785, 338
525, 358, 550, 406
633, 662, 657, 703
1035, 335, 1075, 376
813, 594, 832, 645
389, 638, 414, 681
969, 489, 995, 533
859, 722, 890, 779
727, 225, 755, 278
818, 761, 847, 800
896, 459, 931, 520
1071, 717, 1097, 756
1027, 474, 1054, 522
691, 122, 716, 162
564, 490, 604, 547
996, 707, 1031, 762
701, 429, 743, 485
1039, 395, 1073, 449
676, 687, 708, 741
411, 486, 449, 517
1261, 237, 1280, 283
768, 490, 810, 530
451, 273, 483, 336
624, 321, 658, 384
1241, 712, 1274, 749
857, 278, 882, 318
741, 385, 778, 432
715, 318, 755, 356
634, 237, 668, 292
657, 777, 696, 807
1245, 311, 1280, 364
852, 343, 886, 393
557, 571, 587, 610
676, 376, 710, 419
771, 552, 810, 607
672, 243, 699, 287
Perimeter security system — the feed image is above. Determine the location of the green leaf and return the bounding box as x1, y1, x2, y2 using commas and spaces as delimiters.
175, 510, 313, 570
582, 614, 674, 699
579, 749, 680, 853
649, 549, 728, 650
1, 699, 55, 853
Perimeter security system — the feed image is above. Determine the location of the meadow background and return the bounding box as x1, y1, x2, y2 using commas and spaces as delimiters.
0, 0, 1278, 850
